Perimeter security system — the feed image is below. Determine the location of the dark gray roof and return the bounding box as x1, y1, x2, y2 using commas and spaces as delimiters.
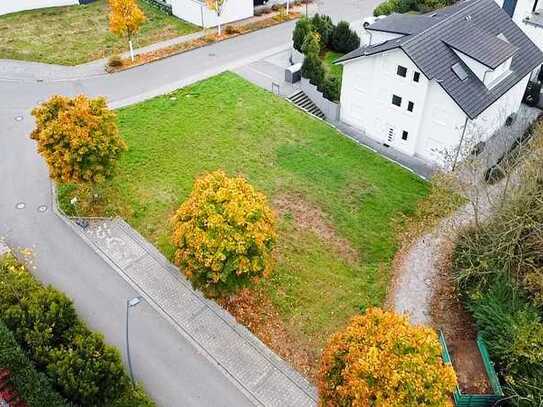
367, 14, 437, 34
336, 0, 543, 119
443, 24, 518, 68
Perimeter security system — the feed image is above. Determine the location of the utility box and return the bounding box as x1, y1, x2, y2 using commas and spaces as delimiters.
285, 63, 302, 84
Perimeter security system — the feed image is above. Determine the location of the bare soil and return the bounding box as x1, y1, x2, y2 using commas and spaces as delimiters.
219, 288, 319, 381
430, 242, 492, 395
273, 193, 359, 264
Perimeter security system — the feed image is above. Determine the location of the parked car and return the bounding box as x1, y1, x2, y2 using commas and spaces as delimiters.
254, 0, 270, 5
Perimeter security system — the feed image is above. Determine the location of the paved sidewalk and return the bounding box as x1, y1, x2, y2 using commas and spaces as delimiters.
70, 217, 317, 407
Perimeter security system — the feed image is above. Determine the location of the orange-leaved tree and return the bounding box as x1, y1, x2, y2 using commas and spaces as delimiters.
171, 170, 276, 297
31, 95, 127, 185
319, 308, 457, 407
205, 0, 227, 36
108, 0, 146, 61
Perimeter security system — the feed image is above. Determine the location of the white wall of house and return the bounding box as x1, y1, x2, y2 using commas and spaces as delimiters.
503, 0, 543, 51
0, 0, 78, 16
339, 49, 533, 166
339, 48, 431, 156
170, 0, 253, 28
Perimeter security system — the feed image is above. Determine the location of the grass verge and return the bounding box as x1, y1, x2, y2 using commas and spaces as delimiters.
0, 0, 198, 65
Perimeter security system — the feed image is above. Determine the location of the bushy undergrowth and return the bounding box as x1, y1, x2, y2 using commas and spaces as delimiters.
0, 254, 154, 407
0, 320, 69, 407
374, 0, 454, 16
293, 15, 359, 102
452, 172, 543, 405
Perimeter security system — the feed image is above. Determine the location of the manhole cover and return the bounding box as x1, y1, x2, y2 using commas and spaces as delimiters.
37, 205, 48, 213
15, 202, 25, 209
208, 53, 216, 57
15, 116, 23, 121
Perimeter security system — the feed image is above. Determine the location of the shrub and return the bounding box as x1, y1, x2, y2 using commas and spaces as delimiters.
293, 17, 313, 52
47, 331, 128, 406
171, 170, 276, 297
330, 21, 360, 54
224, 25, 240, 35
0, 255, 152, 407
319, 75, 341, 101
465, 280, 543, 406
31, 95, 127, 185
311, 14, 334, 48
0, 320, 69, 407
108, 54, 123, 68
318, 308, 457, 407
301, 52, 325, 86
302, 31, 321, 56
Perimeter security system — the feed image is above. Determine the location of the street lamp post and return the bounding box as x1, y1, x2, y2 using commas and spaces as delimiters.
126, 296, 143, 386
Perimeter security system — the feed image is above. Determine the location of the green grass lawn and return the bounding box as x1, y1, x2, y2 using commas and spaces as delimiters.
59, 72, 428, 351
0, 0, 198, 65
322, 50, 343, 81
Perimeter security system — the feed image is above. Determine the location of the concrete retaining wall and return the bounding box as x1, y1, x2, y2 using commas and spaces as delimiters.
301, 77, 340, 121
0, 0, 79, 16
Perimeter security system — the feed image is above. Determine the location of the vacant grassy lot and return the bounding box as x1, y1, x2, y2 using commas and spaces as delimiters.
59, 73, 427, 368
0, 0, 198, 65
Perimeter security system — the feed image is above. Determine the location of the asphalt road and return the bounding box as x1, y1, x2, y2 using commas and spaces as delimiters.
0, 1, 381, 405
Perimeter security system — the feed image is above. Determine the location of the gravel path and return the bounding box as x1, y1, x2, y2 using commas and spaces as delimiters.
388, 105, 540, 325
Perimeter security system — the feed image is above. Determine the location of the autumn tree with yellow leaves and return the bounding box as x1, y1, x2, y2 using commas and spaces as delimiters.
31, 95, 127, 185
318, 308, 457, 407
109, 0, 146, 61
205, 0, 227, 36
171, 170, 276, 297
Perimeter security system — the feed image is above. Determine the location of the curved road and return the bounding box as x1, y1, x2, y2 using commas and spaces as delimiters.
0, 2, 377, 406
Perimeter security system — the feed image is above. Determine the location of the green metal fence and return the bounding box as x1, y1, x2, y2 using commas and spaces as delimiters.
439, 330, 504, 407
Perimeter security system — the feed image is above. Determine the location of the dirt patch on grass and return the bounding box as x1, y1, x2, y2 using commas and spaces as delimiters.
431, 242, 491, 395
219, 288, 319, 381
273, 193, 359, 264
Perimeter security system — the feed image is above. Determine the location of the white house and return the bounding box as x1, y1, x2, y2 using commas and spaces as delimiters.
336, 0, 543, 166
167, 0, 253, 28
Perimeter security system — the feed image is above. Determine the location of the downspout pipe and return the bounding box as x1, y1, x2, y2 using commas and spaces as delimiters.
453, 116, 470, 171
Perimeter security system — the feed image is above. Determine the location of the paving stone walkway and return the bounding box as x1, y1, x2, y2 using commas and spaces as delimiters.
72, 217, 317, 407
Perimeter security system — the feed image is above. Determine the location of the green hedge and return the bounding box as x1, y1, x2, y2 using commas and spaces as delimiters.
0, 319, 70, 407
0, 254, 155, 407
452, 178, 543, 406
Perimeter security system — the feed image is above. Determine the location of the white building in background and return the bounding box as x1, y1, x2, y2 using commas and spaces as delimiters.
0, 0, 78, 16
335, 0, 543, 166
168, 0, 253, 28
499, 0, 543, 51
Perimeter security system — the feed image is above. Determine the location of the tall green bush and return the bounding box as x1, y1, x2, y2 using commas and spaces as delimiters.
465, 281, 543, 406
47, 332, 128, 406
331, 21, 360, 54
319, 75, 341, 102
301, 52, 325, 86
0, 255, 153, 407
293, 17, 313, 52
0, 320, 69, 407
302, 31, 321, 56
311, 13, 334, 48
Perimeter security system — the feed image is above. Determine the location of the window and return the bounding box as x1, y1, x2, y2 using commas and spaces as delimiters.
402, 130, 409, 141
388, 127, 395, 143
392, 95, 402, 107
397, 65, 407, 77
407, 101, 414, 112
413, 71, 420, 82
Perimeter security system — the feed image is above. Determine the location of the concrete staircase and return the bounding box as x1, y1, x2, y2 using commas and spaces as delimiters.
287, 90, 326, 119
